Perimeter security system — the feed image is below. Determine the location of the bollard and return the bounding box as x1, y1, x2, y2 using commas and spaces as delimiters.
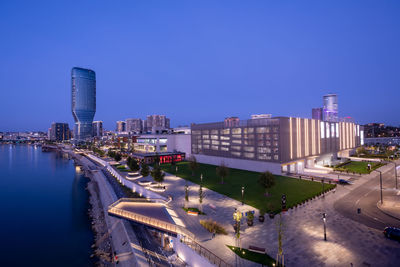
357, 208, 361, 214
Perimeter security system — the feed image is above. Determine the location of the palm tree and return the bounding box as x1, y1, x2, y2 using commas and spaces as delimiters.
140, 163, 150, 178
259, 171, 275, 196
216, 163, 229, 184
151, 166, 165, 185
188, 155, 198, 176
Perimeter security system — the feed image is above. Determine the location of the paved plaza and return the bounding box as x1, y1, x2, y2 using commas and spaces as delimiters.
134, 163, 400, 266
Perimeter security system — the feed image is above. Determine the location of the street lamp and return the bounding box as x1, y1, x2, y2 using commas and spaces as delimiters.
322, 213, 327, 241
241, 186, 245, 205
373, 170, 383, 204
200, 173, 203, 183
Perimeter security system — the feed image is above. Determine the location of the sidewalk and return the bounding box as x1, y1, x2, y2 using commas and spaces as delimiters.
377, 192, 400, 220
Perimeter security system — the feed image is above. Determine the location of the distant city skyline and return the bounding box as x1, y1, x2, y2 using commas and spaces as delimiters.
1, 1, 399, 131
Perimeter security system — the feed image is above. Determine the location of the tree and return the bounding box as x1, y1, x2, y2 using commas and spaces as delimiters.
184, 185, 189, 209
259, 171, 275, 196
188, 155, 198, 176
114, 153, 122, 162
140, 163, 150, 177
216, 163, 229, 184
151, 166, 165, 185
198, 184, 205, 212
127, 157, 140, 172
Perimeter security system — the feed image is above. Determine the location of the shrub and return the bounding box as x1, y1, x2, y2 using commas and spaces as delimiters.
200, 219, 227, 235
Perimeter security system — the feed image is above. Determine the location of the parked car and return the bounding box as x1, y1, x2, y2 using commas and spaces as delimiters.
337, 179, 351, 185
383, 227, 400, 241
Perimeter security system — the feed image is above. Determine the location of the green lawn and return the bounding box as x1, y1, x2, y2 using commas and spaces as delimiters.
161, 162, 335, 213
227, 245, 275, 266
334, 161, 384, 174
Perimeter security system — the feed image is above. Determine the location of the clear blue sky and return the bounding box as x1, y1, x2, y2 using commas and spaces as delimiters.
1, 0, 399, 131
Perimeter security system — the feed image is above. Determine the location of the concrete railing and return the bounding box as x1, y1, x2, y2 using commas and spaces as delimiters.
85, 153, 168, 201
108, 204, 195, 240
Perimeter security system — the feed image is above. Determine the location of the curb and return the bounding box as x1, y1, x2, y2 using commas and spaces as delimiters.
376, 202, 400, 221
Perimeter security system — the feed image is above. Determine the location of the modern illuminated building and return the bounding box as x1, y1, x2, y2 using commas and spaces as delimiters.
145, 115, 170, 133
49, 122, 71, 141
116, 121, 126, 133
71, 67, 96, 141
126, 118, 143, 133
191, 116, 363, 174
323, 94, 338, 122
92, 121, 103, 137
312, 108, 323, 120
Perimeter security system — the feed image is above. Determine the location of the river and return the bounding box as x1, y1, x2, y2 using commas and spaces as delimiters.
0, 144, 93, 266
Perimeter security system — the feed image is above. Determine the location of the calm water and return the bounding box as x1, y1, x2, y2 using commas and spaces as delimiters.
0, 145, 93, 266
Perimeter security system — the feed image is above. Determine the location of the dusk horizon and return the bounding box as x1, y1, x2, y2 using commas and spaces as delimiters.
1, 1, 400, 132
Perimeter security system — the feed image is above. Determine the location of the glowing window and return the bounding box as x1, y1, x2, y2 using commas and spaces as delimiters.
321, 122, 325, 138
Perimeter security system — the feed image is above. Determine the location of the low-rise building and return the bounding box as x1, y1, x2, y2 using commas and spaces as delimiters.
191, 117, 363, 174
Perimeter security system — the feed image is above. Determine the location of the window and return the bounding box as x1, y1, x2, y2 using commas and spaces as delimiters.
221, 142, 229, 146
273, 141, 279, 147
326, 122, 330, 138
211, 145, 219, 150
331, 123, 335, 138
265, 135, 271, 140
273, 127, 278, 132
231, 151, 241, 157
211, 135, 219, 140
257, 141, 264, 146
265, 141, 271, 146
232, 128, 242, 134
211, 130, 218, 135
202, 130, 209, 134
232, 146, 241, 151
256, 127, 269, 133
203, 139, 210, 144
357, 125, 360, 136
257, 134, 264, 140
159, 145, 167, 152
192, 130, 201, 135
232, 135, 242, 139
244, 128, 254, 133
244, 134, 254, 139
159, 138, 167, 144
212, 140, 220, 145
202, 135, 209, 139
273, 134, 278, 140
244, 146, 254, 152
274, 155, 279, 160
244, 152, 255, 158
221, 147, 229, 151
221, 129, 230, 135
336, 123, 339, 137
232, 139, 242, 144
258, 154, 267, 160
258, 147, 271, 153
273, 148, 279, 153
220, 136, 230, 140
203, 144, 210, 149
360, 130, 364, 145
321, 121, 325, 138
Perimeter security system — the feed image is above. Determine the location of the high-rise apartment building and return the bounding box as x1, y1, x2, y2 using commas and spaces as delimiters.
323, 94, 338, 122
71, 67, 96, 140
145, 115, 170, 132
116, 121, 126, 133
126, 118, 143, 133
312, 108, 323, 120
50, 123, 71, 141
92, 121, 103, 137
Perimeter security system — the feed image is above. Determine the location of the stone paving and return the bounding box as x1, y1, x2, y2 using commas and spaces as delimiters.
135, 164, 400, 267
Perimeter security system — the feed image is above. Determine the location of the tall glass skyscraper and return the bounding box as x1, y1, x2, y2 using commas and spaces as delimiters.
71, 67, 96, 140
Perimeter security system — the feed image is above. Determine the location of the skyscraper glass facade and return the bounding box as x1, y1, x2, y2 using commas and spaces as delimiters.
71, 67, 96, 140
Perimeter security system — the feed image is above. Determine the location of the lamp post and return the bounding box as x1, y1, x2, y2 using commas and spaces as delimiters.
322, 213, 327, 241
373, 170, 383, 204
241, 186, 245, 205
200, 173, 203, 183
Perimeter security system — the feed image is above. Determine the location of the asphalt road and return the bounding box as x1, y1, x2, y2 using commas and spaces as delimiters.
334, 164, 400, 230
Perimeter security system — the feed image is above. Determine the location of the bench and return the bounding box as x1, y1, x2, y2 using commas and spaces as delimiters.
209, 204, 216, 210
248, 245, 265, 254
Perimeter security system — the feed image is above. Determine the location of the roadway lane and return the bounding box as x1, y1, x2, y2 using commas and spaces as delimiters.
334, 164, 400, 230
